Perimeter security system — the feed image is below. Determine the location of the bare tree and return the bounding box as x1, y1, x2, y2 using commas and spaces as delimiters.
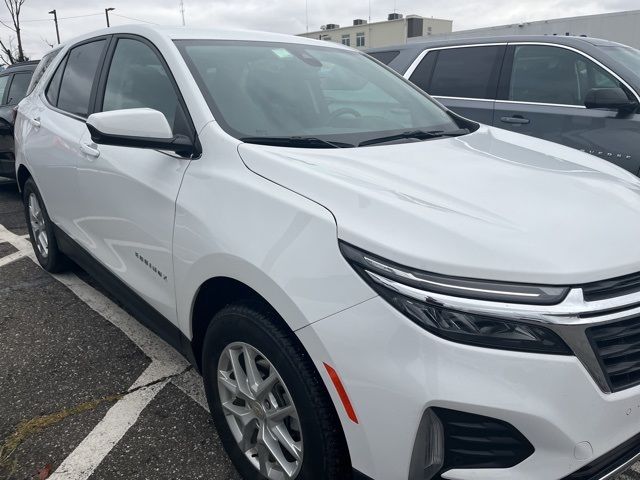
0, 36, 20, 65
0, 0, 27, 64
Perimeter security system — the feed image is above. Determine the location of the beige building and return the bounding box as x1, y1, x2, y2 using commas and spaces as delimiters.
298, 13, 453, 49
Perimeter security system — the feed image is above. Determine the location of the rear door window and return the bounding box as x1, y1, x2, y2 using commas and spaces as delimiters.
7, 72, 32, 105
46, 57, 66, 106
426, 46, 505, 99
56, 39, 107, 116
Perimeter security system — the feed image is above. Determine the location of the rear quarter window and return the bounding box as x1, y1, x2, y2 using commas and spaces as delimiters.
368, 50, 400, 65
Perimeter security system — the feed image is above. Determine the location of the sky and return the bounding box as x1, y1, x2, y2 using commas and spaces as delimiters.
2, 0, 639, 59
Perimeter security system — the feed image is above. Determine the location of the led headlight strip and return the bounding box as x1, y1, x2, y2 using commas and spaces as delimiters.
340, 241, 572, 355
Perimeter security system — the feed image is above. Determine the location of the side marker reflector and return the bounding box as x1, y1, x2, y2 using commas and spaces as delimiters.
323, 362, 358, 424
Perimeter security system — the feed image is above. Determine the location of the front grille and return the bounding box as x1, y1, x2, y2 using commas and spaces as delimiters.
583, 272, 640, 302
588, 316, 640, 392
434, 408, 534, 471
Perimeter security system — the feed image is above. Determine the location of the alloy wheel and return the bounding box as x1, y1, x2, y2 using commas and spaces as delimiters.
28, 193, 48, 258
217, 342, 303, 480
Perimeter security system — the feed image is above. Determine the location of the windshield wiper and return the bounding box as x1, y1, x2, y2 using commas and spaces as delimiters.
240, 136, 354, 148
358, 128, 470, 147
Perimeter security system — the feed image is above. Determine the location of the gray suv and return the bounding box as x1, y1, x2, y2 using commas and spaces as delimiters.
368, 36, 640, 174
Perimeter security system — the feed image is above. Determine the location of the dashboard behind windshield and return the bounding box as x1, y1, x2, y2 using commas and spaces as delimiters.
176, 40, 468, 147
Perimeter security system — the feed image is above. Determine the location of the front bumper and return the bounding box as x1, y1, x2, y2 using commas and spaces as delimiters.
297, 296, 640, 480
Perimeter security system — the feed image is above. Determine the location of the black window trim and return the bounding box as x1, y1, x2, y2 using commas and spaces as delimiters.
405, 42, 508, 103
496, 41, 640, 110
93, 33, 199, 155
42, 34, 113, 122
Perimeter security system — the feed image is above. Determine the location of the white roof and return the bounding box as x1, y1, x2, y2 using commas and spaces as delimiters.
64, 24, 351, 50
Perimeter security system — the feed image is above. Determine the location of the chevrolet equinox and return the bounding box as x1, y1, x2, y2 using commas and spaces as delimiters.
14, 25, 640, 480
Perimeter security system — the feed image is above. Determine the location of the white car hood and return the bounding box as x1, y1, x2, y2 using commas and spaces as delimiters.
238, 125, 640, 285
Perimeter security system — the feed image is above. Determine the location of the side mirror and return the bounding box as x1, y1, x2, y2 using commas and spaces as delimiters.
584, 87, 638, 113
86, 108, 195, 156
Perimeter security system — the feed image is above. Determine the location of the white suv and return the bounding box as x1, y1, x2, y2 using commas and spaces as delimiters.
14, 25, 640, 480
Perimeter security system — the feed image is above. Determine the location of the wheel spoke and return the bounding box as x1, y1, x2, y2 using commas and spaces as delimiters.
39, 231, 48, 251
257, 444, 270, 476
243, 345, 263, 393
218, 370, 239, 396
229, 347, 254, 400
260, 426, 296, 477
267, 404, 295, 422
270, 424, 302, 462
255, 372, 279, 400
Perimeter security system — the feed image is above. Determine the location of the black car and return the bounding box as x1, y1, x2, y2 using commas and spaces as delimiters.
367, 36, 640, 175
0, 60, 38, 178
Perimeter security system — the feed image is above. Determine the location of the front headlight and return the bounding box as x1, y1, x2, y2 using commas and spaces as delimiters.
340, 241, 572, 355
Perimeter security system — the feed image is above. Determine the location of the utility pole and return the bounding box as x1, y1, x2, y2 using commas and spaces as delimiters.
105, 7, 115, 27
305, 0, 308, 33
48, 9, 60, 44
180, 0, 185, 26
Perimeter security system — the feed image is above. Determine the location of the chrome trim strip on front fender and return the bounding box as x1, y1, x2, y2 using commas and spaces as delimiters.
366, 271, 640, 326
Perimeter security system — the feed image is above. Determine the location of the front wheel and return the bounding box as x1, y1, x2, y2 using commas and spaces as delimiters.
202, 303, 351, 480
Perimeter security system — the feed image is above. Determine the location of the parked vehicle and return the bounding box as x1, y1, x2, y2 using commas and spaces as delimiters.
15, 25, 640, 480
0, 61, 38, 178
368, 36, 640, 175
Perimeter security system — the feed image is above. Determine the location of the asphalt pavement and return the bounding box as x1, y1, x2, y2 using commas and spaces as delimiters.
0, 176, 639, 480
0, 178, 240, 479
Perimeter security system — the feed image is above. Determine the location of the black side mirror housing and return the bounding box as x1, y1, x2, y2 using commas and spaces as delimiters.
86, 123, 196, 157
584, 87, 638, 113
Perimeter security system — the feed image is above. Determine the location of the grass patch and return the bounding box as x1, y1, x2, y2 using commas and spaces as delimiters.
0, 394, 122, 477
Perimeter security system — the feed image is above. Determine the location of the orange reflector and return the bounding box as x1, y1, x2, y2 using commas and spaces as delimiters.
323, 362, 359, 424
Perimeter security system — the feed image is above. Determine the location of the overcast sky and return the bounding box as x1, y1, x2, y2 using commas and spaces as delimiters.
3, 0, 639, 58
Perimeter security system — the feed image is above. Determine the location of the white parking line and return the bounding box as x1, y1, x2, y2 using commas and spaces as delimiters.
0, 249, 30, 267
0, 223, 209, 478
48, 376, 169, 480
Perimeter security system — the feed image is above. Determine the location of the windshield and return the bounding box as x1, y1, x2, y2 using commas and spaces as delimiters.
176, 40, 468, 147
600, 46, 640, 75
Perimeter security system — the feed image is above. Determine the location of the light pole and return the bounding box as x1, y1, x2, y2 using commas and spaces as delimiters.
105, 7, 115, 27
48, 10, 60, 44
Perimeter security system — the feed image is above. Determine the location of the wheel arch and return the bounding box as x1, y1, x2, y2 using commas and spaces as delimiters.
189, 275, 300, 373
16, 164, 31, 192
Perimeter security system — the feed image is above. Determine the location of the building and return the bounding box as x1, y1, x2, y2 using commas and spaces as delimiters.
409, 10, 640, 49
298, 13, 452, 49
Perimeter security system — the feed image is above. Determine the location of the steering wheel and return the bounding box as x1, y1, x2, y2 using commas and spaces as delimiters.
329, 108, 362, 121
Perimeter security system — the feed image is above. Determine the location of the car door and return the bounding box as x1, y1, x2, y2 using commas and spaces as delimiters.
405, 45, 506, 125
493, 43, 640, 174
22, 38, 109, 234
75, 35, 195, 324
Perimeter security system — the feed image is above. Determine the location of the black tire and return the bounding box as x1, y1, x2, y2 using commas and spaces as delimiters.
202, 302, 351, 480
23, 177, 68, 272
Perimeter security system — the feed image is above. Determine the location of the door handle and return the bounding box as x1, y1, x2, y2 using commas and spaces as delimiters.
80, 142, 100, 158
500, 115, 530, 125
29, 117, 40, 128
